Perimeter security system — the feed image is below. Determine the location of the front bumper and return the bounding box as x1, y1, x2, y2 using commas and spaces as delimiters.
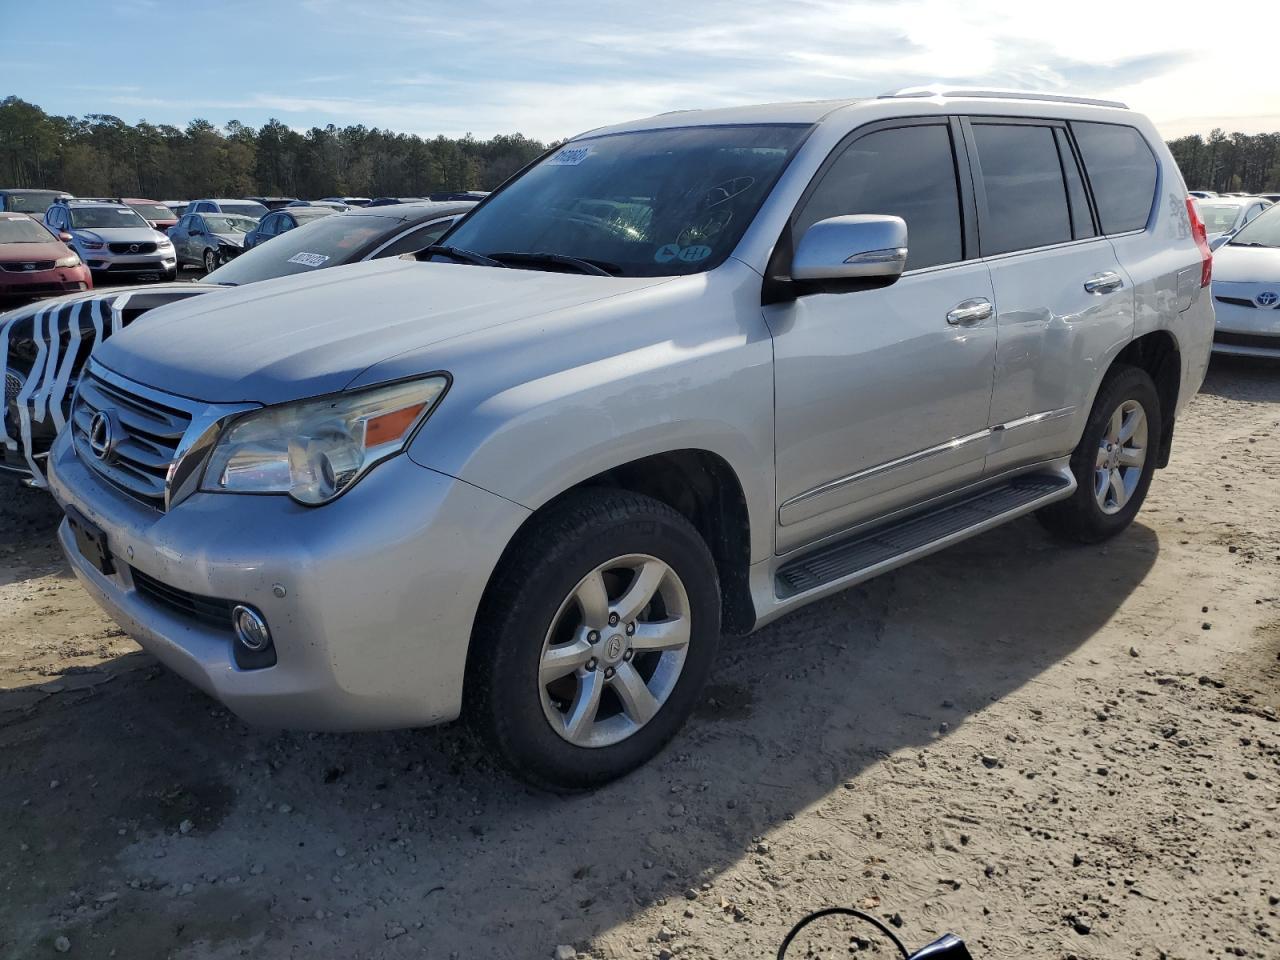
0, 265, 91, 299
47, 431, 530, 730
1211, 285, 1280, 357
78, 246, 175, 274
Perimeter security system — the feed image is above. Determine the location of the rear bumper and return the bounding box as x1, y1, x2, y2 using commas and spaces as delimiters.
46, 430, 530, 730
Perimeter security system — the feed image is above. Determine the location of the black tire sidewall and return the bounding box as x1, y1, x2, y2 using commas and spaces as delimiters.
474, 492, 720, 790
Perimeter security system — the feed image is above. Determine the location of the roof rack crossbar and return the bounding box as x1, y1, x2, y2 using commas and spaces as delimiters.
879, 86, 1127, 109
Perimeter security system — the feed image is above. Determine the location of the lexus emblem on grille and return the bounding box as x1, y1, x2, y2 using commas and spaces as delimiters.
1256, 291, 1279, 307
88, 410, 119, 462
128, 243, 140, 253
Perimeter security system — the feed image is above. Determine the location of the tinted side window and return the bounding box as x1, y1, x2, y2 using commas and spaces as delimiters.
1071, 122, 1157, 234
972, 123, 1072, 255
374, 219, 458, 258
796, 124, 964, 271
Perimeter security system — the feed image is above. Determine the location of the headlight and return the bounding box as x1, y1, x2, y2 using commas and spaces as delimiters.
200, 377, 448, 505
157, 238, 173, 247
54, 254, 80, 268
78, 239, 104, 250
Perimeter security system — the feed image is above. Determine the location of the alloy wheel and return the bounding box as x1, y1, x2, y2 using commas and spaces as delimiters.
1094, 398, 1148, 515
538, 554, 691, 748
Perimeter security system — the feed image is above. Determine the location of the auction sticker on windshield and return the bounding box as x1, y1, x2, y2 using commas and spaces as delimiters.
546, 146, 592, 166
287, 252, 330, 268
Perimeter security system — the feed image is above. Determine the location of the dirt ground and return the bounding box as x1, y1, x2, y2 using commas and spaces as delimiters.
1, 357, 1277, 960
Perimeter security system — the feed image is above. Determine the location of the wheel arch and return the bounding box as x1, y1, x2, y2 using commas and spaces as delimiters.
1111, 330, 1181, 467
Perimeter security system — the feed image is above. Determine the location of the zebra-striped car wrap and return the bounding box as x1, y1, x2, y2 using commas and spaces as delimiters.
0, 284, 219, 486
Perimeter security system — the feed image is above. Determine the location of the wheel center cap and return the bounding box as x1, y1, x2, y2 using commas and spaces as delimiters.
603, 634, 626, 663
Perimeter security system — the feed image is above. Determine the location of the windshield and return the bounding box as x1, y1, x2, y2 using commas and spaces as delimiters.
219, 202, 268, 219
444, 124, 809, 277
203, 212, 395, 285
1195, 202, 1244, 232
70, 206, 150, 229
1228, 203, 1280, 248
3, 191, 64, 214
204, 215, 257, 234
0, 218, 56, 243
127, 203, 175, 221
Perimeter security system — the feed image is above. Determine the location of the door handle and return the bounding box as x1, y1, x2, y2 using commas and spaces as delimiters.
946, 297, 993, 326
1084, 271, 1124, 294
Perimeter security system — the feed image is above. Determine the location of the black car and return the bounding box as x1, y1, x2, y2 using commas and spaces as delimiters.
245, 196, 299, 210
242, 206, 339, 250
367, 196, 427, 207
203, 200, 475, 285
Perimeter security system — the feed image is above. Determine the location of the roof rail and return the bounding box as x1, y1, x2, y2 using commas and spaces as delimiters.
879, 86, 1127, 109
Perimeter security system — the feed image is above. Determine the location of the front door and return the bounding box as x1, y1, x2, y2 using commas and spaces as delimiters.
765, 120, 998, 554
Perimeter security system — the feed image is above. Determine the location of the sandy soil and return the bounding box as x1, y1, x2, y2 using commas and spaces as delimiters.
1, 357, 1277, 960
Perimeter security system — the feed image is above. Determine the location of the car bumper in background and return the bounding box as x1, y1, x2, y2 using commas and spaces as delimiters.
82, 253, 176, 274
1211, 287, 1280, 357
46, 431, 530, 730
0, 264, 91, 298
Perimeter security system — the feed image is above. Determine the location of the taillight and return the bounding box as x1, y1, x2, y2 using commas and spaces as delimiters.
1186, 196, 1212, 287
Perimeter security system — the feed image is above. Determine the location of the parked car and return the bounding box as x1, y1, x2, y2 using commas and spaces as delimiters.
0, 188, 73, 215
0, 213, 90, 303
427, 191, 489, 202
1188, 190, 1217, 200
287, 200, 348, 210
43, 199, 176, 281
168, 212, 258, 272
1207, 203, 1280, 358
1257, 193, 1280, 205
185, 198, 269, 220
367, 197, 427, 207
163, 200, 189, 218
241, 205, 337, 250
319, 196, 371, 207
245, 196, 299, 211
1, 201, 478, 483
122, 198, 178, 232
45, 89, 1212, 790
1194, 196, 1273, 242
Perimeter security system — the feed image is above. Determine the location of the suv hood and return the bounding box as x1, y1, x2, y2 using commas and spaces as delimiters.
95, 257, 672, 404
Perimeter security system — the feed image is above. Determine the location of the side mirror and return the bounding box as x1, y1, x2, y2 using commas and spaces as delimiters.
791, 215, 908, 291
58, 231, 73, 243
1210, 234, 1231, 252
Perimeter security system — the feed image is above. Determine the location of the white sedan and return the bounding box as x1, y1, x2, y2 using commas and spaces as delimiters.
1196, 196, 1272, 243
1210, 203, 1280, 358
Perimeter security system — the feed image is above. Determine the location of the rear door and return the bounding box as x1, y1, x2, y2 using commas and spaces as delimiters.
965, 118, 1134, 475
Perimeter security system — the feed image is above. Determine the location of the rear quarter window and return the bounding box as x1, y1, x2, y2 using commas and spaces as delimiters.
1071, 122, 1158, 235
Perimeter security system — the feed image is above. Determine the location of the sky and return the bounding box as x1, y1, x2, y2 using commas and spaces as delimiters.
3, 0, 1276, 142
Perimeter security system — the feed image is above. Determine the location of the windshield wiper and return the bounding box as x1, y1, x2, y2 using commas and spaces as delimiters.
417, 245, 503, 267
486, 251, 620, 277
1228, 240, 1276, 248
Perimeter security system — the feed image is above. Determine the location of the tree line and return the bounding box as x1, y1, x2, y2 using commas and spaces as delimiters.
0, 96, 550, 200
4, 95, 1280, 199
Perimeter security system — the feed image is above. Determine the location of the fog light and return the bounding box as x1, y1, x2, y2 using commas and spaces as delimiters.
232, 605, 271, 651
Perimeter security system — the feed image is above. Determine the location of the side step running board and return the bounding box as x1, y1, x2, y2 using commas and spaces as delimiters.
775, 471, 1075, 599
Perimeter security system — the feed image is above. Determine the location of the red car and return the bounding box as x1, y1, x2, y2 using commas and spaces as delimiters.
0, 212, 92, 302
122, 197, 179, 232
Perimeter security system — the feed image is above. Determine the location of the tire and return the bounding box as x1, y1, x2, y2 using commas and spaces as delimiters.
468, 488, 721, 791
1036, 364, 1162, 543
203, 248, 219, 273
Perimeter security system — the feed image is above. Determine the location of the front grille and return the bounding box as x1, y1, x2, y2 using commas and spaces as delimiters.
131, 567, 235, 632
1216, 296, 1257, 309
0, 260, 55, 273
1215, 330, 1280, 350
107, 241, 157, 255
71, 368, 193, 507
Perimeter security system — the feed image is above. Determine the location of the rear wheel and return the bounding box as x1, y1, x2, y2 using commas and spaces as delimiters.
468, 489, 720, 791
1037, 364, 1162, 543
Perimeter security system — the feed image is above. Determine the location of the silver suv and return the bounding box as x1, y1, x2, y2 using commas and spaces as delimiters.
44, 199, 176, 281
47, 89, 1214, 789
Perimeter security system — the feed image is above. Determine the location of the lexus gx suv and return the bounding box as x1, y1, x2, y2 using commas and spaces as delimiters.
48, 88, 1214, 789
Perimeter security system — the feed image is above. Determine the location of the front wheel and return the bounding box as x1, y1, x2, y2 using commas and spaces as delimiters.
1037, 364, 1162, 543
468, 489, 721, 791
203, 248, 219, 273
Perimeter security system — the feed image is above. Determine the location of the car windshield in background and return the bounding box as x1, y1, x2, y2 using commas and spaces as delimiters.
204, 215, 257, 234
0, 218, 56, 243
1228, 204, 1280, 248
221, 202, 269, 219
202, 213, 395, 285
128, 203, 175, 221
443, 124, 810, 277
4, 192, 63, 214
70, 207, 150, 229
1195, 203, 1242, 232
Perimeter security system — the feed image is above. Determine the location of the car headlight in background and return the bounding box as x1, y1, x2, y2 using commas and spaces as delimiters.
54, 254, 81, 268
201, 376, 449, 505
78, 239, 104, 250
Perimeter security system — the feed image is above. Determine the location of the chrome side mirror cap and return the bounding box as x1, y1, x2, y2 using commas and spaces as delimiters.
792, 215, 908, 287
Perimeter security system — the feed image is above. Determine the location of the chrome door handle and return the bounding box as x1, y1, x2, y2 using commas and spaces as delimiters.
946, 297, 993, 326
1084, 271, 1124, 294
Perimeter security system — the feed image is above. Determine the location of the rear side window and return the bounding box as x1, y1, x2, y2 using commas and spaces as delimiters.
971, 123, 1072, 255
1071, 122, 1158, 234
796, 124, 964, 271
